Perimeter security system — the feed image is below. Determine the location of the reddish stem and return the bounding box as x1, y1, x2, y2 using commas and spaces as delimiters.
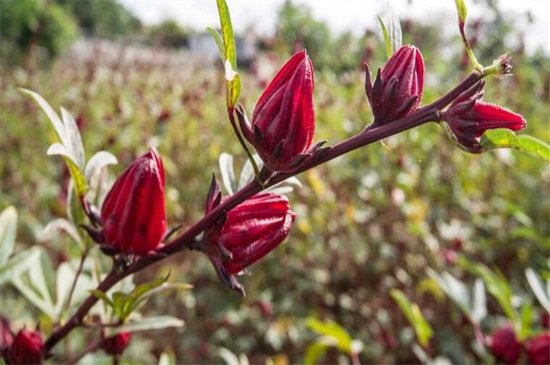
44, 70, 483, 356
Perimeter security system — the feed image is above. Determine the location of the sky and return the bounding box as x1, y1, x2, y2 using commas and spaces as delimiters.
119, 0, 550, 55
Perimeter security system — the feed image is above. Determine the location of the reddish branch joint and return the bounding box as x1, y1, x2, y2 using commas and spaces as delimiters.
365, 45, 424, 127
100, 148, 166, 255
441, 81, 526, 153
204, 190, 296, 295
4, 328, 45, 365
101, 331, 132, 357
237, 50, 321, 172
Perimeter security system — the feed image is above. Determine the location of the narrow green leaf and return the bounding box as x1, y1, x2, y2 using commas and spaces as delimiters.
306, 318, 353, 354
463, 263, 515, 321
513, 135, 550, 161
526, 268, 550, 313
112, 316, 184, 334
44, 218, 83, 250
112, 291, 131, 320
128, 283, 192, 316
304, 341, 331, 365
60, 107, 85, 169
519, 302, 534, 341
215, 0, 241, 107
12, 277, 56, 318
377, 15, 392, 58
0, 247, 41, 286
158, 351, 177, 365
216, 0, 236, 69
428, 269, 470, 315
28, 256, 55, 310
390, 289, 433, 347
90, 289, 114, 308
0, 206, 17, 266
218, 348, 242, 365
21, 89, 69, 148
219, 153, 237, 194
207, 27, 225, 60
471, 279, 487, 324
455, 0, 468, 25
389, 6, 402, 54
54, 262, 75, 316
84, 151, 118, 183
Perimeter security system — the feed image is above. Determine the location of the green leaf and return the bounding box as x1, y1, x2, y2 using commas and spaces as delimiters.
480, 129, 550, 161
304, 341, 331, 365
463, 262, 516, 321
526, 268, 550, 313
389, 6, 402, 55
455, 0, 468, 25
43, 218, 84, 250
215, 0, 241, 107
390, 289, 433, 348
158, 351, 177, 365
306, 318, 354, 354
84, 151, 118, 183
90, 289, 114, 308
22, 89, 88, 196
377, 15, 392, 59
54, 262, 75, 316
0, 206, 17, 266
112, 316, 184, 333
219, 153, 237, 194
207, 27, 225, 60
12, 276, 56, 319
0, 247, 41, 287
519, 302, 534, 341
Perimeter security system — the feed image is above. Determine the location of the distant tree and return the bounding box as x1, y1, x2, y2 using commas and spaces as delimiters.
275, 0, 334, 70
0, 0, 76, 63
147, 20, 190, 48
54, 0, 141, 38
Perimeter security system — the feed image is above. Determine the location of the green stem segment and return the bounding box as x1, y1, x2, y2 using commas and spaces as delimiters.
44, 70, 484, 357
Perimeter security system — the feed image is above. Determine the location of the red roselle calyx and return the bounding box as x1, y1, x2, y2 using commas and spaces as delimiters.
365, 45, 424, 127
5, 329, 45, 365
100, 148, 166, 255
524, 333, 550, 365
204, 191, 296, 295
101, 332, 132, 356
237, 50, 320, 172
487, 323, 521, 364
441, 81, 526, 153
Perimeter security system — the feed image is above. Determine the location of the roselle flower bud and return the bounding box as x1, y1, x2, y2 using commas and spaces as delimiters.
524, 333, 550, 365
5, 329, 44, 365
365, 45, 424, 126
205, 193, 296, 294
237, 50, 316, 172
487, 323, 521, 364
101, 332, 132, 356
101, 148, 166, 255
441, 81, 526, 153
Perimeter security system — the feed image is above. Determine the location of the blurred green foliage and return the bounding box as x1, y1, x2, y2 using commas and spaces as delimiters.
0, 1, 549, 364
0, 0, 76, 63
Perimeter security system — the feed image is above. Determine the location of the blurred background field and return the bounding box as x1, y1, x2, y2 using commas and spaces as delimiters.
0, 0, 549, 363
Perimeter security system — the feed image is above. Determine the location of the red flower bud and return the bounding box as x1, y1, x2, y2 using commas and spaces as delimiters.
101, 148, 166, 255
5, 329, 44, 365
488, 323, 521, 364
101, 332, 132, 356
205, 193, 296, 294
441, 81, 526, 153
524, 333, 550, 365
238, 50, 316, 172
365, 45, 424, 126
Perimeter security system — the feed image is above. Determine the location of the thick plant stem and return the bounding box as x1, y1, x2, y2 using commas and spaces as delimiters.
44, 70, 483, 356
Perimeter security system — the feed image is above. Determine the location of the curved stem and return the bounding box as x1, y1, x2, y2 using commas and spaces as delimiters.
44, 70, 483, 355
